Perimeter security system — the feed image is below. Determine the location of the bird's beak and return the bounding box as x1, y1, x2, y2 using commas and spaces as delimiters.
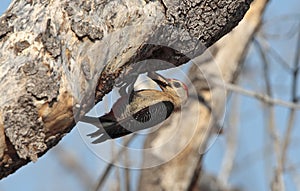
148, 72, 170, 90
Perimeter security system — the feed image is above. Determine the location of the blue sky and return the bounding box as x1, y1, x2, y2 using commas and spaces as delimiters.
0, 1, 10, 15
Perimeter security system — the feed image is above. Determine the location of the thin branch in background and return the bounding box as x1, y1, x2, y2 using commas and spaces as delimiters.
123, 136, 131, 191
281, 23, 300, 183
203, 77, 300, 109
53, 146, 93, 189
285, 160, 300, 191
94, 135, 137, 191
261, 14, 300, 40
232, 136, 300, 173
255, 38, 278, 138
186, 90, 214, 191
218, 94, 240, 187
112, 143, 121, 191
268, 45, 292, 72
254, 38, 285, 191
114, 163, 121, 191
258, 38, 283, 191
289, 168, 300, 191
256, 35, 293, 72
186, 153, 205, 191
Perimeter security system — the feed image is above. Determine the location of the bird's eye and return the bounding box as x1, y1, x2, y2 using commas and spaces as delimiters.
173, 81, 181, 88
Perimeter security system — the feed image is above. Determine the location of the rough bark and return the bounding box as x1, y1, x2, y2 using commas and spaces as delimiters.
138, 0, 269, 190
0, 0, 252, 178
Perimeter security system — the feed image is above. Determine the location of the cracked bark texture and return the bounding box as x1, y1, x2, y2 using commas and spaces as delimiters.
0, 0, 252, 179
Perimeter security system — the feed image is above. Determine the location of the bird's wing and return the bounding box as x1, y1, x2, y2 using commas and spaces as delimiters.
85, 101, 174, 144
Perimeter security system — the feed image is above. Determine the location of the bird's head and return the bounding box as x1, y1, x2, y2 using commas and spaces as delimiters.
148, 72, 189, 106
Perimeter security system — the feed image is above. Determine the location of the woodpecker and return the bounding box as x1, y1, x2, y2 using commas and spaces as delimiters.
80, 72, 188, 144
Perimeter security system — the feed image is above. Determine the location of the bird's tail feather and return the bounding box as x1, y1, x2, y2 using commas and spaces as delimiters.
90, 133, 110, 144
86, 126, 110, 144
86, 128, 104, 138
80, 115, 116, 143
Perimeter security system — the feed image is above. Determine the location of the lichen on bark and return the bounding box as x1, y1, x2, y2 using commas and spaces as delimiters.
3, 61, 60, 162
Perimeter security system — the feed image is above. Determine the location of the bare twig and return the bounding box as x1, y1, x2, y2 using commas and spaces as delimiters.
261, 14, 300, 39
123, 137, 131, 191
285, 160, 300, 190
281, 24, 300, 179
218, 94, 240, 187
233, 137, 300, 173
255, 38, 284, 191
256, 35, 292, 72
186, 91, 215, 191
112, 143, 121, 191
268, 46, 292, 71
186, 153, 205, 191
94, 135, 137, 191
204, 77, 300, 109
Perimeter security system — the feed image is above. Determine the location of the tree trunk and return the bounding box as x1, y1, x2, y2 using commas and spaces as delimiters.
138, 0, 268, 190
0, 0, 252, 178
